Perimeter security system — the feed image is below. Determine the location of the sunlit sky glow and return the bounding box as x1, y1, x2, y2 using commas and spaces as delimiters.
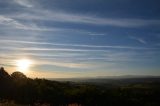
0, 0, 160, 78
16, 59, 32, 73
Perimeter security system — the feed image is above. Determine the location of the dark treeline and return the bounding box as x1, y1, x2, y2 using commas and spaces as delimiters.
1, 67, 160, 106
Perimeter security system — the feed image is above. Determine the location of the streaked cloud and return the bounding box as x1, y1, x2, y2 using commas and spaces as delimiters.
129, 36, 147, 44
9, 9, 160, 28
0, 0, 160, 77
1, 0, 158, 29
14, 0, 33, 8
0, 15, 60, 31
88, 32, 106, 36
0, 39, 157, 50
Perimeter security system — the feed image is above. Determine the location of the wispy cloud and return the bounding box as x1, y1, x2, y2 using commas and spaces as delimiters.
1, 0, 160, 77
129, 36, 147, 44
0, 39, 157, 50
88, 32, 106, 36
10, 9, 160, 28
36, 60, 91, 69
14, 0, 33, 8
1, 0, 160, 37
0, 15, 27, 29
137, 39, 147, 44
0, 53, 92, 69
3, 0, 159, 28
0, 15, 60, 31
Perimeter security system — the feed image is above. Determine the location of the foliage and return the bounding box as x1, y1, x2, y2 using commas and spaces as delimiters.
11, 71, 27, 79
0, 67, 160, 106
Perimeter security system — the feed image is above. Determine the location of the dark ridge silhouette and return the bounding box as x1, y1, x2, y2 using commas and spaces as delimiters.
0, 67, 160, 106
0, 67, 10, 79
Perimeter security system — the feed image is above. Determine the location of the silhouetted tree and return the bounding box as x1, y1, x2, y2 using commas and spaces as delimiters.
1, 67, 160, 106
11, 71, 27, 79
0, 67, 10, 79
0, 67, 12, 99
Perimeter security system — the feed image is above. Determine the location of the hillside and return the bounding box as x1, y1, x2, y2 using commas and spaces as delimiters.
1, 67, 160, 106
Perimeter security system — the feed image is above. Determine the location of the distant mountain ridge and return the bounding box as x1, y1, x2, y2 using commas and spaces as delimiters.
48, 75, 160, 82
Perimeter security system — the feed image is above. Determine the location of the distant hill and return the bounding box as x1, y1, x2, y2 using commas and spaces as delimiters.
48, 75, 160, 82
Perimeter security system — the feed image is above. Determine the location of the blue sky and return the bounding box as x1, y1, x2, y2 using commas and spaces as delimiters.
0, 0, 160, 78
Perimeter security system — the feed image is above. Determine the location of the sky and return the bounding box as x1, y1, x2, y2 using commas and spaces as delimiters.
0, 0, 160, 78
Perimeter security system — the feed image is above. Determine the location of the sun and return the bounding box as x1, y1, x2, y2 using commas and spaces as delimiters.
16, 59, 32, 73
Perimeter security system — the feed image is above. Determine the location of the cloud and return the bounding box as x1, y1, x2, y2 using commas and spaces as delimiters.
0, 15, 26, 29
88, 32, 106, 36
11, 9, 160, 28
0, 0, 159, 78
0, 55, 91, 69
0, 0, 159, 40
129, 36, 147, 44
14, 0, 33, 8
0, 38, 158, 68
0, 15, 60, 31
36, 60, 91, 69
137, 39, 147, 44
4, 0, 160, 29
0, 0, 160, 41
0, 39, 157, 50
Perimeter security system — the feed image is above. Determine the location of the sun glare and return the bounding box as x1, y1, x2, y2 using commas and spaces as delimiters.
16, 59, 32, 73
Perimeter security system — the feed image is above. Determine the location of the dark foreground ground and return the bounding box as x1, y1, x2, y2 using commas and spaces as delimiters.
1, 67, 160, 106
